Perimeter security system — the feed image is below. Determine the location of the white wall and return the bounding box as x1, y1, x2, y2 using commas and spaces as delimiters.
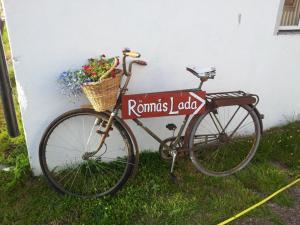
2, 0, 300, 174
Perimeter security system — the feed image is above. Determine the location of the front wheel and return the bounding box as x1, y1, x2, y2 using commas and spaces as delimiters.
39, 108, 135, 198
188, 105, 261, 176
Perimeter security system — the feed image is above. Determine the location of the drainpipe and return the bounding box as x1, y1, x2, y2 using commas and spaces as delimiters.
0, 19, 19, 137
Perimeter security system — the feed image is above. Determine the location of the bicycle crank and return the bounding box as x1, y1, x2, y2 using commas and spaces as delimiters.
169, 150, 178, 183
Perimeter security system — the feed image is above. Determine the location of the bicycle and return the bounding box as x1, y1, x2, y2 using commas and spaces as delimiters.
39, 49, 264, 198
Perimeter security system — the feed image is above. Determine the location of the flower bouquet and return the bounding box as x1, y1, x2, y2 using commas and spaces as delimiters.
58, 55, 122, 111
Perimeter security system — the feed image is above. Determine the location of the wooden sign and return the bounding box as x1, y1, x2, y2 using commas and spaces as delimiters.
121, 90, 206, 119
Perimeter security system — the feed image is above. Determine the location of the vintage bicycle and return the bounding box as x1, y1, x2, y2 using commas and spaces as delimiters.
39, 49, 264, 198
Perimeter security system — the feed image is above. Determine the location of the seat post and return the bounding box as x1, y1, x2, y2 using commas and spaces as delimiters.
198, 76, 209, 90
199, 81, 204, 90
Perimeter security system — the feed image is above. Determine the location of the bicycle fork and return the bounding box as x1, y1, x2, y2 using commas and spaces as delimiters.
82, 111, 116, 160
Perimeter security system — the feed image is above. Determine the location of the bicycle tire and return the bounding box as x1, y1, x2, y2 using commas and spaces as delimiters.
39, 108, 135, 198
188, 104, 261, 176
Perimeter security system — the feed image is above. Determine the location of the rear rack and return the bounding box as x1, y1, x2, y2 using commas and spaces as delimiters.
206, 91, 259, 106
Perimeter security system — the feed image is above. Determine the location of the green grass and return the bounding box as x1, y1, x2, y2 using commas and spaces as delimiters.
2, 141, 297, 225
255, 122, 300, 175
1, 120, 300, 225
1, 121, 299, 225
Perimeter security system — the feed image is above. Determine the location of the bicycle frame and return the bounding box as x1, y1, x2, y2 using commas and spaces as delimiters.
84, 51, 262, 159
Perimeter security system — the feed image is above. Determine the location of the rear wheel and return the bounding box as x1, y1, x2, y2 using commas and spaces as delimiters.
39, 108, 135, 198
188, 105, 261, 176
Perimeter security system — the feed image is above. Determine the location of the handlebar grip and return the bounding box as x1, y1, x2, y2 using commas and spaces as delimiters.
135, 60, 147, 66
125, 51, 141, 58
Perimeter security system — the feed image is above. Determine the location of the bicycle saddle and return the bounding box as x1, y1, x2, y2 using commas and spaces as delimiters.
186, 66, 216, 78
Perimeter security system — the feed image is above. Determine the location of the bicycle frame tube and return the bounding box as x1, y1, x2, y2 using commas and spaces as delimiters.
90, 54, 205, 157
84, 51, 263, 162
171, 115, 189, 146
131, 115, 189, 151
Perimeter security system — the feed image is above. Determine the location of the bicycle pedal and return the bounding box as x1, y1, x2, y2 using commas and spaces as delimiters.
166, 123, 177, 131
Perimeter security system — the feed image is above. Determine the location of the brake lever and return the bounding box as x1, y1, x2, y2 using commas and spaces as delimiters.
128, 60, 147, 75
134, 60, 147, 66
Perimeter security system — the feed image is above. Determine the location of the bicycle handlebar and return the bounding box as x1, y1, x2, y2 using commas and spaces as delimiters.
134, 60, 147, 66
120, 58, 147, 96
122, 48, 146, 76
125, 51, 141, 58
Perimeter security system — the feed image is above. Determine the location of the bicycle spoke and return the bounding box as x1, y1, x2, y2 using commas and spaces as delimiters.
86, 161, 97, 193
229, 113, 250, 138
84, 118, 98, 152
93, 161, 118, 188
57, 163, 78, 184
63, 120, 84, 150
47, 144, 82, 154
50, 131, 81, 153
222, 106, 241, 133
212, 111, 225, 132
65, 162, 82, 191
228, 121, 253, 135
94, 161, 123, 184
100, 156, 135, 166
208, 113, 221, 133
82, 164, 89, 194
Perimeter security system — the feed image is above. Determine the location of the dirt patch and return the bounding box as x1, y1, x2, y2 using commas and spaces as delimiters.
235, 218, 274, 225
268, 202, 300, 225
234, 184, 300, 225
267, 185, 300, 225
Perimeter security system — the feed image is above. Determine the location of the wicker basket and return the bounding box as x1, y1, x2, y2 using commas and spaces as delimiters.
82, 58, 122, 112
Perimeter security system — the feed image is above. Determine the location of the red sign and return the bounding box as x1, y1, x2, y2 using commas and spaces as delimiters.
121, 90, 206, 119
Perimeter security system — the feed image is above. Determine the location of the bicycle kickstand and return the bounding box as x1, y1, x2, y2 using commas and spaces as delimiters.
170, 150, 178, 183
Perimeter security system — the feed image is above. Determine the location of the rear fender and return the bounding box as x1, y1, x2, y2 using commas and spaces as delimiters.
183, 114, 202, 150
251, 105, 264, 133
